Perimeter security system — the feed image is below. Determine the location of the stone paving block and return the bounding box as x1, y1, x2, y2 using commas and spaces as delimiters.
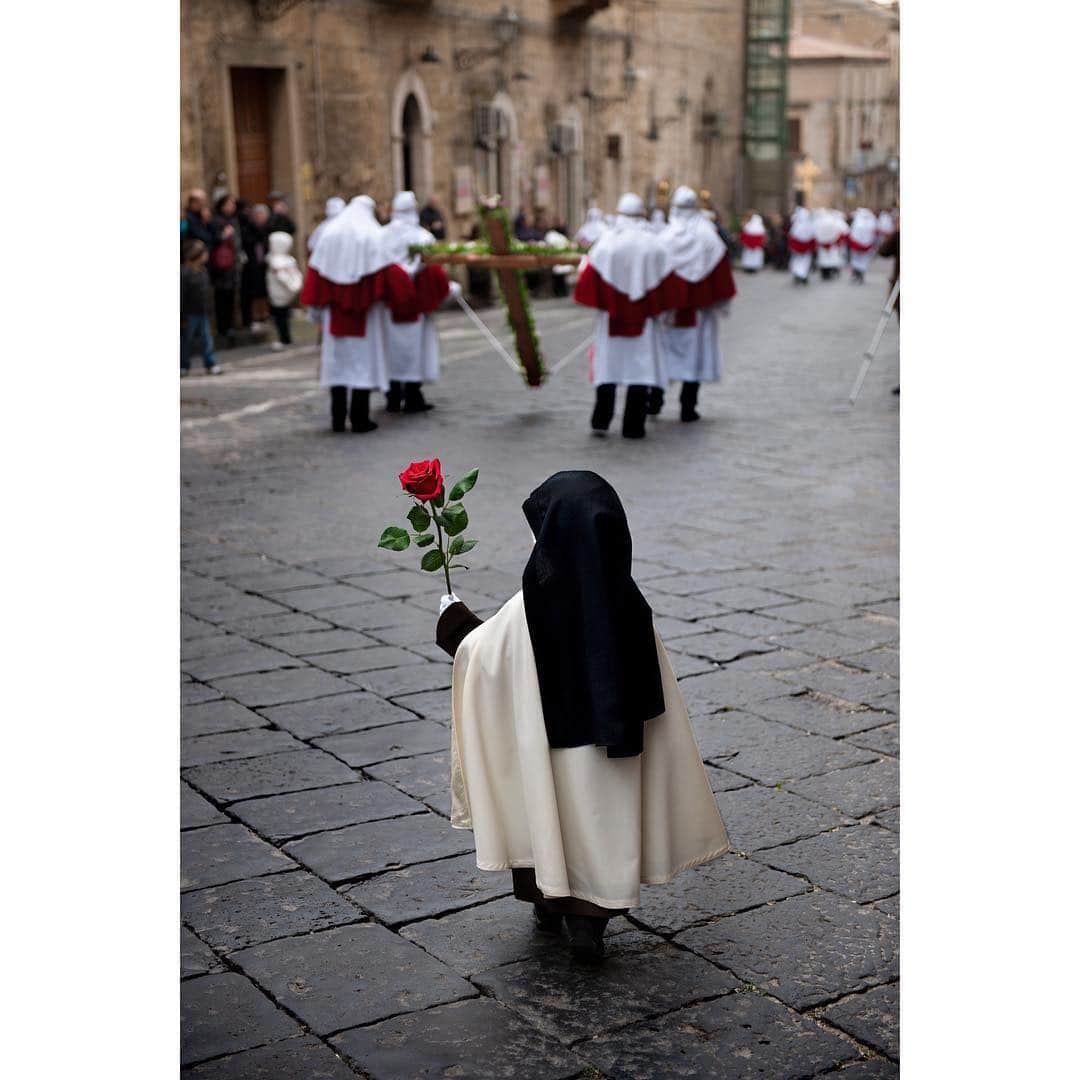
181, 823, 296, 891
224, 611, 334, 640
716, 784, 849, 852
721, 648, 817, 673
845, 723, 899, 758
315, 719, 447, 766
766, 600, 851, 626
669, 629, 772, 664
862, 599, 899, 619
181, 630, 246, 662
789, 759, 899, 818
677, 669, 802, 717
184, 749, 357, 804
582, 990, 859, 1079
181, 926, 223, 979
208, 666, 359, 707
334, 600, 432, 636
232, 779, 424, 842
664, 649, 718, 679
400, 894, 576, 975
822, 1059, 899, 1078
705, 764, 754, 792
723, 732, 877, 786
227, 567, 331, 593
818, 615, 898, 648
310, 645, 425, 675
691, 709, 793, 762
181, 781, 228, 830
870, 806, 899, 833
652, 614, 702, 640
874, 894, 899, 919
473, 940, 740, 1045
232, 922, 475, 1035
286, 812, 473, 884
700, 585, 797, 611
871, 689, 899, 715
181, 869, 362, 951
632, 853, 810, 936
181, 728, 306, 768
265, 582, 375, 612
259, 690, 417, 739
260, 627, 379, 656
346, 851, 510, 926
184, 1034, 358, 1080
181, 972, 301, 1066
778, 579, 896, 608
756, 825, 899, 903
302, 553, 390, 577
770, 627, 870, 660
649, 571, 751, 597
182, 699, 269, 739
331, 996, 584, 1080
182, 613, 220, 641
705, 610, 803, 640
822, 982, 899, 1061
644, 589, 730, 622
365, 750, 453, 815
796, 662, 898, 706
183, 682, 223, 706
185, 591, 293, 625
845, 647, 899, 678
356, 570, 430, 599
350, 663, 454, 699
181, 644, 301, 682
392, 689, 452, 722
676, 890, 897, 1009
748, 693, 893, 738
201, 554, 284, 579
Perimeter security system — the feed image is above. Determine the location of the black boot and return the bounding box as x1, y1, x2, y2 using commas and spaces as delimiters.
330, 386, 348, 432
350, 389, 378, 433
386, 380, 403, 413
533, 903, 563, 936
565, 915, 608, 962
680, 381, 701, 422
591, 384, 616, 433
645, 386, 665, 416
622, 384, 648, 439
403, 381, 433, 413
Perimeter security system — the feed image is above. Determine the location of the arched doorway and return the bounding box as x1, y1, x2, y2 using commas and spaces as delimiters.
390, 70, 433, 200
401, 94, 422, 193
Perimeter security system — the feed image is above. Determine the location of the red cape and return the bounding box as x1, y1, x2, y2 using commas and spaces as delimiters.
787, 235, 816, 255
739, 232, 765, 249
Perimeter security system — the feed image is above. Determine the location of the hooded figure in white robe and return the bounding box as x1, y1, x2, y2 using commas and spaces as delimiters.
848, 207, 878, 281
739, 213, 766, 271
574, 206, 606, 249
814, 208, 845, 279
876, 209, 895, 249
788, 206, 816, 283
649, 207, 667, 232
435, 470, 729, 960
378, 190, 458, 413
572, 193, 673, 439
307, 195, 345, 253
301, 195, 393, 432
653, 185, 737, 421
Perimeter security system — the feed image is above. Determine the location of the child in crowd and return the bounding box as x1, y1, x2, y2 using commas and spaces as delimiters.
265, 231, 304, 351
180, 240, 221, 376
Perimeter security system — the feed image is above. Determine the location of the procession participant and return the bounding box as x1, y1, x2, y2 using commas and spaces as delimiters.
378, 190, 456, 413
787, 206, 815, 284
436, 471, 730, 961
307, 195, 345, 253
814, 207, 845, 281
574, 206, 606, 249
572, 193, 673, 439
300, 195, 392, 433
652, 185, 737, 422
739, 212, 766, 272
876, 207, 895, 250
649, 207, 667, 232
848, 207, 878, 282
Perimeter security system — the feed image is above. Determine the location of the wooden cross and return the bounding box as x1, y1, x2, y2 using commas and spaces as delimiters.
417, 202, 583, 387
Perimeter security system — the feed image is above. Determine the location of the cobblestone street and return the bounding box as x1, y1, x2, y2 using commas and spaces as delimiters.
181, 263, 899, 1078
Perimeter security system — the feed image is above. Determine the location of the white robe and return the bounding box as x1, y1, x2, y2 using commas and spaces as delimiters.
817, 243, 844, 270
591, 313, 667, 389
789, 251, 813, 280
740, 246, 764, 271
849, 247, 874, 274
317, 307, 390, 391
382, 309, 440, 384
449, 591, 730, 909
659, 306, 724, 384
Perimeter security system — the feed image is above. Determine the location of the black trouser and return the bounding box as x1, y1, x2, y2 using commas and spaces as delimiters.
388, 381, 429, 413
680, 381, 700, 419
269, 305, 292, 344
592, 384, 649, 438
214, 288, 235, 338
330, 386, 371, 432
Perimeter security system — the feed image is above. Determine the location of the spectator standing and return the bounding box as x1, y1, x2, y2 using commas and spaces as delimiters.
182, 189, 213, 255
210, 194, 242, 340
267, 192, 296, 236
240, 203, 271, 331
265, 232, 304, 351
419, 195, 447, 240
181, 240, 222, 375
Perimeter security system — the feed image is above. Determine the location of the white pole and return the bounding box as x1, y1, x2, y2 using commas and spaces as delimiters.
848, 279, 900, 406
545, 335, 594, 380
453, 293, 522, 375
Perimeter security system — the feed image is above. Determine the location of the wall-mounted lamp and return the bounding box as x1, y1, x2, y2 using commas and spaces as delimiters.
420, 45, 442, 64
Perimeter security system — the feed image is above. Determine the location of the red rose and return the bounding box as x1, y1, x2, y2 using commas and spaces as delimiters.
399, 458, 444, 502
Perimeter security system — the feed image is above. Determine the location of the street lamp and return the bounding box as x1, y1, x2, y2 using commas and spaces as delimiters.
454, 6, 522, 71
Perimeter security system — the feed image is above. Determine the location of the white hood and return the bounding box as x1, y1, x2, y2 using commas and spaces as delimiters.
309, 195, 392, 284
586, 192, 671, 300
659, 185, 725, 283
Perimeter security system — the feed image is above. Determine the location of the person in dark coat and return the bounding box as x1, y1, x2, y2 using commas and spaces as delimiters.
182, 189, 213, 256
240, 203, 271, 330
181, 240, 221, 375
266, 192, 296, 237
419, 195, 447, 240
209, 194, 243, 340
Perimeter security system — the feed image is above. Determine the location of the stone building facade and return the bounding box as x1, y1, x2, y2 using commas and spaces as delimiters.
785, 0, 899, 209
181, 0, 749, 250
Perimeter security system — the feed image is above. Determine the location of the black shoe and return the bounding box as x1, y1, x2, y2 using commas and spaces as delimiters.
565, 915, 607, 961
533, 903, 563, 936
386, 381, 403, 413
681, 408, 700, 422
403, 383, 434, 413
645, 387, 665, 416
622, 428, 646, 439
351, 419, 378, 433
891, 385, 900, 396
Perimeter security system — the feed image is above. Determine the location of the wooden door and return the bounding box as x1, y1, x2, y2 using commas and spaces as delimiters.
231, 68, 271, 205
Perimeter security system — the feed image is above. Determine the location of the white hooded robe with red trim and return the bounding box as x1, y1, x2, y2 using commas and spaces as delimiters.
571, 194, 673, 389
814, 208, 845, 271
739, 213, 766, 271
300, 196, 393, 391
657, 186, 737, 385
788, 207, 816, 281
849, 208, 878, 274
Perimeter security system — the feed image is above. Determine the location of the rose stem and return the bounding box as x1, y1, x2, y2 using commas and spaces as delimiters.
429, 501, 454, 596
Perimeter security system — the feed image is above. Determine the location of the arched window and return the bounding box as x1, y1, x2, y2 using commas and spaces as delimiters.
402, 94, 422, 193
390, 70, 433, 201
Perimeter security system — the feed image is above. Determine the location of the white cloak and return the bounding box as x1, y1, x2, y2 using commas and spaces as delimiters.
740, 246, 765, 270
591, 314, 667, 389
317, 307, 390, 391
449, 591, 730, 909
789, 251, 813, 280
659, 306, 724, 384
381, 306, 441, 384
